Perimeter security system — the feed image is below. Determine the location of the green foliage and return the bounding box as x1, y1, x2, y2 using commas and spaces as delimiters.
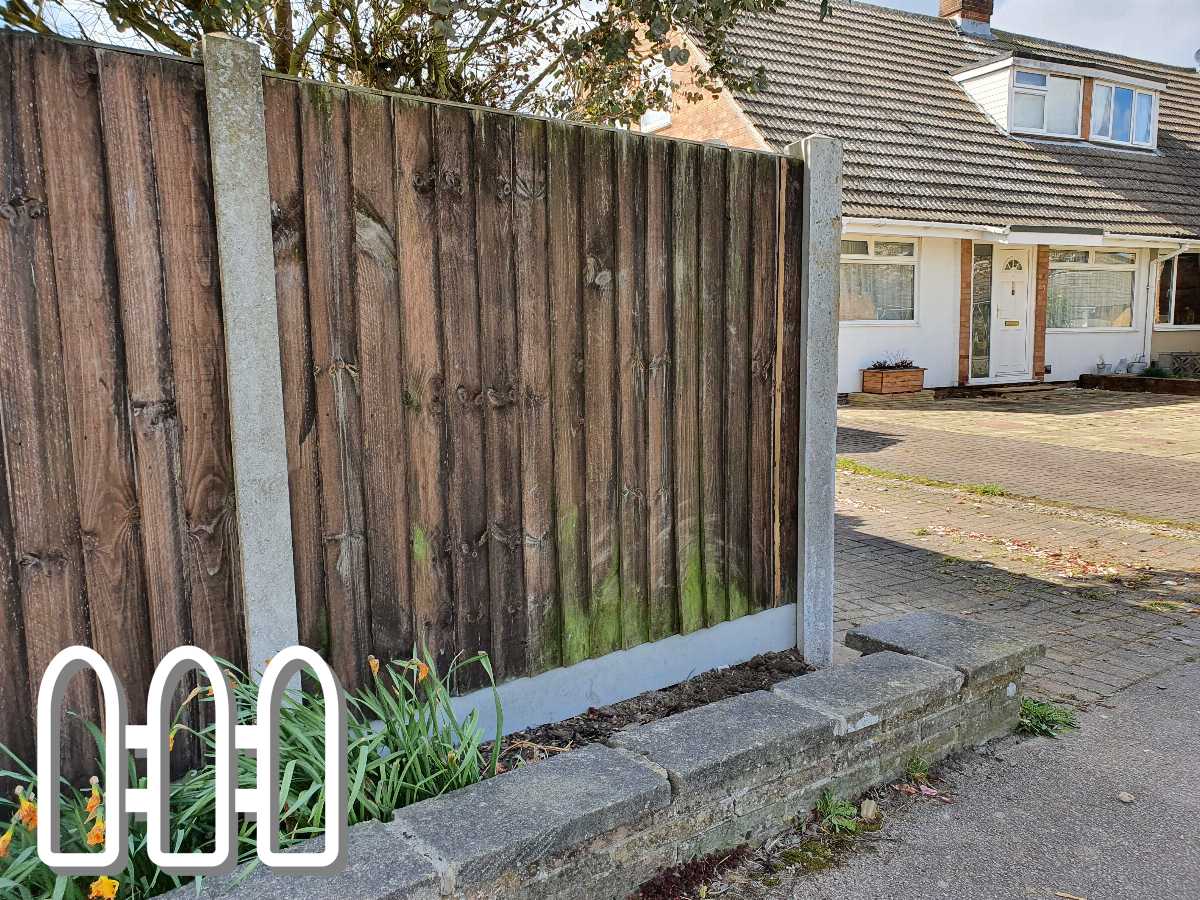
1, 0, 834, 125
0, 651, 500, 899
904, 751, 930, 784
814, 789, 858, 834
1141, 364, 1173, 378
1017, 698, 1079, 738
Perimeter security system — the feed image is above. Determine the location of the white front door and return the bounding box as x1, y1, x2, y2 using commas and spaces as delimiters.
991, 248, 1033, 378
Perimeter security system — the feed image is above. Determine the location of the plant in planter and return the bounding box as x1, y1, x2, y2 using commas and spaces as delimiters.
860, 355, 925, 394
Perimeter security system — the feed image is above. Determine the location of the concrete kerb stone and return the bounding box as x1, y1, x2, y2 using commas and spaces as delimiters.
846, 611, 1046, 686
390, 743, 670, 892
184, 821, 441, 900
609, 690, 835, 796
164, 615, 1035, 899
772, 651, 964, 736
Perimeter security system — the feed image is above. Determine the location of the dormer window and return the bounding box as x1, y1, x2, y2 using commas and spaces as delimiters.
1091, 82, 1156, 147
1012, 70, 1081, 137
954, 56, 1164, 151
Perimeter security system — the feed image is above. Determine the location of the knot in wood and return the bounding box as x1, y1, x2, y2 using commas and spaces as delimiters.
412, 169, 438, 194
486, 385, 516, 408
439, 170, 464, 196
496, 175, 512, 201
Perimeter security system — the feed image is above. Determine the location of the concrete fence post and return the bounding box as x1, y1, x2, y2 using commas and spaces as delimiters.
786, 135, 842, 668
201, 34, 300, 671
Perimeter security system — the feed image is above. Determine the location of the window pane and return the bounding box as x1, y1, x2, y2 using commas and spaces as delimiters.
1050, 249, 1089, 264
1045, 77, 1080, 134
839, 263, 916, 321
1112, 87, 1134, 142
1157, 257, 1175, 323
971, 245, 993, 379
874, 241, 916, 258
1048, 269, 1134, 328
1015, 71, 1047, 87
1174, 254, 1200, 326
1095, 251, 1135, 265
1134, 92, 1154, 144
841, 240, 869, 256
1012, 92, 1045, 130
1092, 85, 1113, 138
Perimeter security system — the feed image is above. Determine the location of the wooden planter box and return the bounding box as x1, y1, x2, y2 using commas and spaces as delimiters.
861, 367, 926, 394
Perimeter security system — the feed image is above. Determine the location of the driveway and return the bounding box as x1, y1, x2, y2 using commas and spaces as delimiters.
837, 388, 1200, 525
758, 661, 1200, 900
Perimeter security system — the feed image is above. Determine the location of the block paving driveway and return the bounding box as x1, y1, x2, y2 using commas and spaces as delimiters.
834, 388, 1200, 705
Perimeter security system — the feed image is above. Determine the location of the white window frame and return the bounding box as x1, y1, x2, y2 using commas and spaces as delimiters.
838, 237, 921, 327
1090, 80, 1158, 149
1155, 252, 1200, 331
1046, 247, 1139, 333
1009, 69, 1082, 138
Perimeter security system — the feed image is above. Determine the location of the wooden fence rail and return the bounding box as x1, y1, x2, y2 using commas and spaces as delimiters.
0, 29, 816, 780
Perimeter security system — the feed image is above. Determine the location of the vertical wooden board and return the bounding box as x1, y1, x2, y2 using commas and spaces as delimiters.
723, 152, 754, 621
777, 158, 805, 604
0, 36, 34, 764
615, 132, 649, 649
0, 33, 99, 778
472, 109, 526, 681
697, 146, 727, 627
299, 82, 371, 688
349, 90, 413, 664
580, 127, 621, 656
513, 117, 560, 674
35, 40, 156, 714
263, 76, 328, 660
433, 104, 491, 680
643, 138, 676, 642
671, 142, 704, 634
145, 55, 247, 669
95, 48, 197, 763
393, 98, 455, 671
0, 435, 33, 776
546, 120, 590, 665
748, 154, 779, 612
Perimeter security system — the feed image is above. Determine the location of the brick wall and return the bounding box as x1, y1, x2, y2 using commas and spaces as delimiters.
939, 0, 994, 23
643, 35, 772, 151
1033, 246, 1050, 379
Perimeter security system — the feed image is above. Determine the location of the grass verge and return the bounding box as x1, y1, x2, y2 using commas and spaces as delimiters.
836, 457, 1200, 535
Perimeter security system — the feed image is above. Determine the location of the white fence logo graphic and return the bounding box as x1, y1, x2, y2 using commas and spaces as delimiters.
36, 645, 347, 876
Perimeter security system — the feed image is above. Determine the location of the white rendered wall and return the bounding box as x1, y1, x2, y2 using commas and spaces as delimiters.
1044, 249, 1153, 381
837, 236, 962, 393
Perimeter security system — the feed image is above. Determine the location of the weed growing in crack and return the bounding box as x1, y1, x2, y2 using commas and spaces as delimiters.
1018, 698, 1079, 738
814, 790, 859, 834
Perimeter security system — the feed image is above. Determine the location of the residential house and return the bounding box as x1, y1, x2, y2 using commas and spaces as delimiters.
649, 0, 1200, 392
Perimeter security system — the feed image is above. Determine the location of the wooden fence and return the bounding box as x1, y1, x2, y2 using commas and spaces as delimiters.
0, 29, 809, 778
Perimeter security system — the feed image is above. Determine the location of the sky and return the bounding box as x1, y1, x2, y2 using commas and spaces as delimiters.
872, 0, 1199, 67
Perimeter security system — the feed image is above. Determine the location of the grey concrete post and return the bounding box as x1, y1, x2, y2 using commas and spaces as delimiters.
202, 34, 300, 671
786, 135, 842, 669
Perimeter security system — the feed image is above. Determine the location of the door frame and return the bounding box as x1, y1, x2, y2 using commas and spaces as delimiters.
968, 243, 1036, 385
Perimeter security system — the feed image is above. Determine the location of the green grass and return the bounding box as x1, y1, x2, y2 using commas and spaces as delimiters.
835, 458, 1010, 498
1017, 698, 1079, 738
814, 790, 859, 834
905, 751, 931, 784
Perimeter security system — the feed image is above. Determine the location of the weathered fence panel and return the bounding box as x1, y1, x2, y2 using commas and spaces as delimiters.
0, 32, 247, 778
258, 73, 800, 690
0, 30, 810, 775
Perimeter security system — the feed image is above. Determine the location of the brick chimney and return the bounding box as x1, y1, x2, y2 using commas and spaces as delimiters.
939, 0, 994, 37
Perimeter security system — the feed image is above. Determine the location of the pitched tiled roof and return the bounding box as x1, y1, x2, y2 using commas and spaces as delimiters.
726, 0, 1200, 238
